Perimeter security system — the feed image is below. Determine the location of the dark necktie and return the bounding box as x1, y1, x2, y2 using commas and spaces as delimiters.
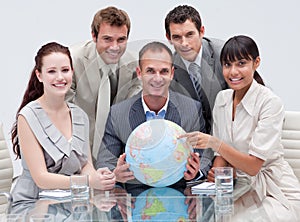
189, 63, 211, 133
145, 110, 166, 121
109, 69, 118, 105
188, 63, 202, 96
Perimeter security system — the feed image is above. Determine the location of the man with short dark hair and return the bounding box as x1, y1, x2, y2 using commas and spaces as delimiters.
165, 5, 228, 134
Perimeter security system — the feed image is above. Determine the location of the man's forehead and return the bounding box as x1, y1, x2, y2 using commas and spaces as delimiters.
141, 58, 172, 63
141, 50, 172, 60
140, 59, 173, 71
98, 23, 128, 35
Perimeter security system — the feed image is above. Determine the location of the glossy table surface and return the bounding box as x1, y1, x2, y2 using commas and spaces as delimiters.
7, 178, 271, 222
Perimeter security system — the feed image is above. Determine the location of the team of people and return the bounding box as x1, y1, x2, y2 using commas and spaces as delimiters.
10, 5, 300, 221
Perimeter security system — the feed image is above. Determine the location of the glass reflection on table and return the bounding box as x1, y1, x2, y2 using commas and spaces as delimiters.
9, 187, 211, 221
8, 178, 271, 222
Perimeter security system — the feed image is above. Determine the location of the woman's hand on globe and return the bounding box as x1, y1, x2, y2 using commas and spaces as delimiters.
184, 152, 200, 180
178, 132, 222, 152
178, 131, 210, 148
114, 153, 135, 183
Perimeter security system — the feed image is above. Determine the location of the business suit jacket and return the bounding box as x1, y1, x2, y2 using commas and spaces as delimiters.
170, 37, 228, 133
96, 90, 214, 194
66, 40, 142, 161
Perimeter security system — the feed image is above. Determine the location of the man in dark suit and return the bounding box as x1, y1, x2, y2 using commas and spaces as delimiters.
165, 5, 228, 133
96, 41, 214, 194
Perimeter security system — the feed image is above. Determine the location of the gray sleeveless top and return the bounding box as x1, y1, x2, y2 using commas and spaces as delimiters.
12, 101, 90, 204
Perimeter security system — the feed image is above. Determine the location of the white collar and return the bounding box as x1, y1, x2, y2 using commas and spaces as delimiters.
96, 50, 118, 75
182, 46, 203, 71
141, 91, 169, 115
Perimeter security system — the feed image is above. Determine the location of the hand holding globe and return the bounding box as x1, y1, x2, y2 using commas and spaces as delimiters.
114, 153, 135, 183
125, 119, 198, 187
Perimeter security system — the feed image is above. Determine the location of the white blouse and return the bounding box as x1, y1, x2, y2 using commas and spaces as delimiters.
213, 80, 284, 175
212, 80, 300, 212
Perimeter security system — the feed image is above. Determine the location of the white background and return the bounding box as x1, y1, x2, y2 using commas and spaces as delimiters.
1, 0, 299, 175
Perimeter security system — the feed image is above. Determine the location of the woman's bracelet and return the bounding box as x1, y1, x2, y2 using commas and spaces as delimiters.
216, 141, 223, 154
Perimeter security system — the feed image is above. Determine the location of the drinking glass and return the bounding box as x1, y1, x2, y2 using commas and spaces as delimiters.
70, 174, 90, 202
214, 167, 233, 194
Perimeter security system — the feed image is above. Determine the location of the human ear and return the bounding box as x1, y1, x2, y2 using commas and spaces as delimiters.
35, 70, 42, 82
165, 33, 173, 45
92, 31, 97, 43
254, 57, 261, 69
170, 66, 175, 79
136, 66, 142, 80
199, 26, 205, 38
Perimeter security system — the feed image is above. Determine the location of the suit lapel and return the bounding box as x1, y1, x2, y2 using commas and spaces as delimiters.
173, 53, 199, 100
165, 91, 181, 126
92, 72, 110, 159
129, 95, 147, 130
202, 39, 215, 68
127, 92, 181, 133
115, 53, 139, 103
117, 53, 134, 88
201, 40, 222, 109
201, 39, 215, 95
83, 44, 112, 159
83, 44, 101, 98
115, 65, 133, 103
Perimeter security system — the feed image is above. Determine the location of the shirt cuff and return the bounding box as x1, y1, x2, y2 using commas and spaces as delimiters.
193, 170, 204, 181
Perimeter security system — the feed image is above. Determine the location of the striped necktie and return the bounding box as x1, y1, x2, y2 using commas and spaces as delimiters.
189, 62, 202, 96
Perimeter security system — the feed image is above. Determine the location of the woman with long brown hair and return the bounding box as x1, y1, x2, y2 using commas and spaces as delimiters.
11, 42, 115, 204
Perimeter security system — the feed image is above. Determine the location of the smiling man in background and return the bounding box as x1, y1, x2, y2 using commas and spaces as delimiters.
165, 5, 228, 134
66, 6, 141, 163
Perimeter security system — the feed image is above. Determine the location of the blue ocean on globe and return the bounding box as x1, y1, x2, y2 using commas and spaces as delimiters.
132, 187, 189, 221
125, 119, 192, 187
